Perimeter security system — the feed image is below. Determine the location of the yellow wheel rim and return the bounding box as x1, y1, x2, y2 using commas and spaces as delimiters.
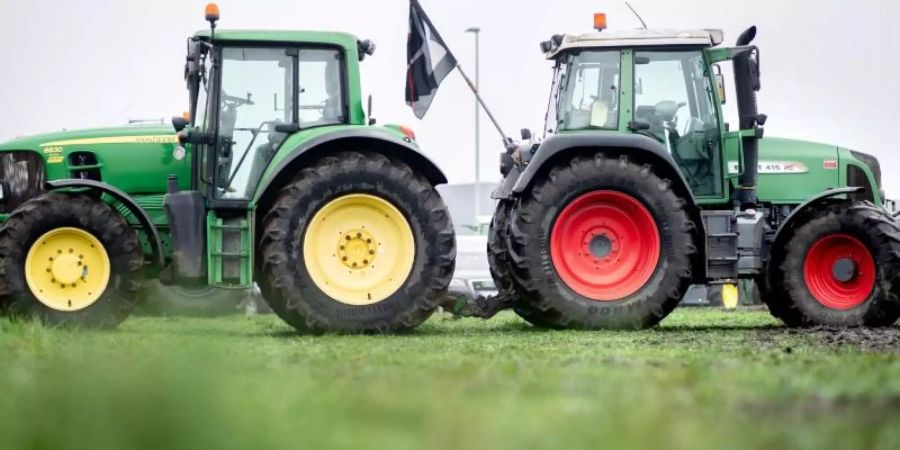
303, 194, 415, 306
24, 227, 111, 312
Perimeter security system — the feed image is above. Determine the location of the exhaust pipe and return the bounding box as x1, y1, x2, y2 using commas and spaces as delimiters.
733, 26, 764, 208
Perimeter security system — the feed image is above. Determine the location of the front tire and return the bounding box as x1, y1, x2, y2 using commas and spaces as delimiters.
766, 202, 900, 327
259, 151, 455, 333
0, 193, 144, 328
507, 154, 697, 330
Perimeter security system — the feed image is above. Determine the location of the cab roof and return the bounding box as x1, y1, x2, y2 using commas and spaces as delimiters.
194, 29, 360, 50
545, 28, 724, 59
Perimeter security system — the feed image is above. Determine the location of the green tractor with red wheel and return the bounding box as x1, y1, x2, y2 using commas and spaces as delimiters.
483, 17, 900, 329
0, 4, 456, 332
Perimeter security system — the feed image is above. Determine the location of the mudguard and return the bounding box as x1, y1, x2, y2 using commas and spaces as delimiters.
46, 179, 165, 269
770, 186, 864, 253
253, 128, 447, 209
498, 133, 696, 203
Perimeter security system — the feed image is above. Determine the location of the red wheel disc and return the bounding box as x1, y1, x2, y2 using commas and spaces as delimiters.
550, 191, 661, 301
803, 234, 875, 310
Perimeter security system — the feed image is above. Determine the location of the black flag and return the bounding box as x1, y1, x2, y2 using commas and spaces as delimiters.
406, 0, 457, 119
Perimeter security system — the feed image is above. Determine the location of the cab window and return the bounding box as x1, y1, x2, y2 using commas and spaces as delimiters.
558, 51, 621, 131
634, 50, 722, 197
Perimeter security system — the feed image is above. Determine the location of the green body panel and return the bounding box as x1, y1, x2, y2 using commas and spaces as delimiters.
740, 137, 840, 204
0, 126, 192, 194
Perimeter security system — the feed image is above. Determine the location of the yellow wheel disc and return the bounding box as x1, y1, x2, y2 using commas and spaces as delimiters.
303, 194, 415, 306
24, 227, 111, 312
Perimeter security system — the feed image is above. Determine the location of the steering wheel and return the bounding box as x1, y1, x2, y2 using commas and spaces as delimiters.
654, 101, 686, 123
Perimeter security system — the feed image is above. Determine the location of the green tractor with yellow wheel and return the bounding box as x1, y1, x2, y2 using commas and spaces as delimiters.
484, 16, 900, 329
0, 4, 455, 332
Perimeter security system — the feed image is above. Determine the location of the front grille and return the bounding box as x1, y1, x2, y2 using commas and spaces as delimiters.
847, 165, 874, 203
0, 151, 45, 214
850, 150, 881, 189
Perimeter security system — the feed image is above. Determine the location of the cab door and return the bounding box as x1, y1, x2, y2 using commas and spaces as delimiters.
633, 50, 725, 200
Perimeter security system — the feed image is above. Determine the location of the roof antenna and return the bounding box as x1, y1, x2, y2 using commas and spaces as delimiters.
625, 2, 648, 29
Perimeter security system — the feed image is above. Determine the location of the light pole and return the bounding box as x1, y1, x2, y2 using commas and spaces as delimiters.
465, 26, 481, 226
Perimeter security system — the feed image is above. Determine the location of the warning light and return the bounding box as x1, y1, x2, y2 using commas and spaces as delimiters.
593, 13, 607, 31
205, 3, 220, 22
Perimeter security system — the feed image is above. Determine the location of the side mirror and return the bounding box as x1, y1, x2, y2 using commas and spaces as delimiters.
172, 116, 190, 132
520, 128, 532, 141
713, 64, 726, 105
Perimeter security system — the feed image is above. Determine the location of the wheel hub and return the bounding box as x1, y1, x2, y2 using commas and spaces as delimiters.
338, 229, 377, 269
831, 258, 858, 284
587, 234, 613, 259
50, 253, 85, 285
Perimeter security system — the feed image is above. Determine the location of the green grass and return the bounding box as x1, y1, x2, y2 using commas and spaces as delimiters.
1, 309, 899, 450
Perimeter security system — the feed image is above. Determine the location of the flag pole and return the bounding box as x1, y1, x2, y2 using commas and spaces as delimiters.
454, 63, 511, 146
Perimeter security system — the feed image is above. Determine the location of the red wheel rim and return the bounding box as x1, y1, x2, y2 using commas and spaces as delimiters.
803, 234, 875, 310
550, 191, 660, 301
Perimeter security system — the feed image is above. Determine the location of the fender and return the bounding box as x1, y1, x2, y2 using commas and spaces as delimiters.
769, 186, 864, 254
46, 179, 165, 269
509, 133, 696, 203
253, 127, 447, 208
490, 164, 521, 200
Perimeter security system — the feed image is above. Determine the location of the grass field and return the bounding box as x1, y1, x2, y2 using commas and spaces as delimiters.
1, 308, 899, 450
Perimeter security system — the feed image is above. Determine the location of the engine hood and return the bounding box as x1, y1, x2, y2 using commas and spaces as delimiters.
0, 125, 178, 151
751, 137, 841, 204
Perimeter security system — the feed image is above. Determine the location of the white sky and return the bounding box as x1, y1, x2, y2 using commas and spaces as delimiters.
1, 0, 899, 193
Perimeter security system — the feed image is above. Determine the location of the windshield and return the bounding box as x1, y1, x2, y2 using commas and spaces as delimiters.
557, 51, 621, 131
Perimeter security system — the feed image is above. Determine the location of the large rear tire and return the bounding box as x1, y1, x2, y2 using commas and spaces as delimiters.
765, 201, 900, 327
0, 193, 144, 328
507, 154, 697, 330
259, 151, 455, 333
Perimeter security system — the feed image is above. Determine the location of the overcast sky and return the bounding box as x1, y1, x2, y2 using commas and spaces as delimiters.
1, 0, 899, 193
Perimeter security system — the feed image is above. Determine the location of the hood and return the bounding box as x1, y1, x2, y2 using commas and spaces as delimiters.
753, 137, 841, 204
0, 125, 177, 151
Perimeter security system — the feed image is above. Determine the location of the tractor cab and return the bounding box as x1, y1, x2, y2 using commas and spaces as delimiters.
180, 10, 372, 206
538, 22, 754, 202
